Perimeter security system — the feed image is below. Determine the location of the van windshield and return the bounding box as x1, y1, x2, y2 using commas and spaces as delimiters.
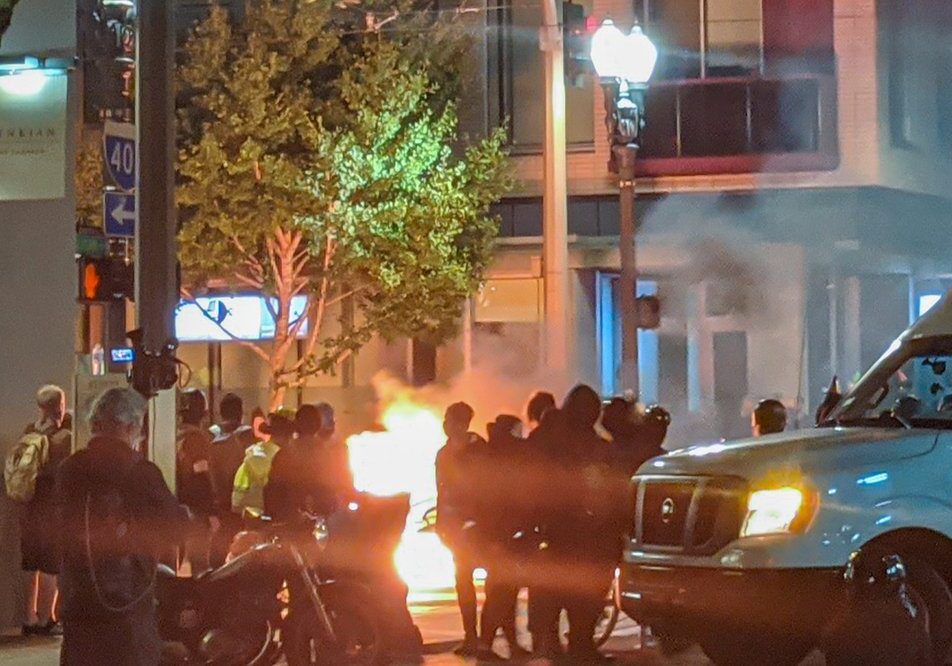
829, 337, 952, 429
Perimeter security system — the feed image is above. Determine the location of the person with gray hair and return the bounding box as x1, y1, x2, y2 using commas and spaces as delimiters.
56, 387, 189, 665
18, 384, 71, 636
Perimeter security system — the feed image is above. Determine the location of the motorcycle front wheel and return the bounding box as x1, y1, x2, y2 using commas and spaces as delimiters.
284, 586, 382, 666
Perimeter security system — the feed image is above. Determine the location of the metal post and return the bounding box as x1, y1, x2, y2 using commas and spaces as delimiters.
136, 0, 177, 349
136, 0, 178, 487
541, 0, 571, 373
104, 299, 127, 374
615, 144, 639, 397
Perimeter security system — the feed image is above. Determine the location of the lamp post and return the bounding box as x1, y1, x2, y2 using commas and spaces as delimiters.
591, 19, 657, 397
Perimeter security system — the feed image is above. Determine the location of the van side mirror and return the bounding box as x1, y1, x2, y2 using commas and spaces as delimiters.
816, 375, 842, 426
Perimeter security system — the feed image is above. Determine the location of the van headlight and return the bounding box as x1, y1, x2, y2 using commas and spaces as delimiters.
741, 487, 815, 537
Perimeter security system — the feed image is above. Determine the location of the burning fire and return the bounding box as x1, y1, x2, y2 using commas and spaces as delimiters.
346, 396, 457, 590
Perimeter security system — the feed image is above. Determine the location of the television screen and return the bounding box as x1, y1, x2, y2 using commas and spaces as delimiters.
175, 295, 309, 342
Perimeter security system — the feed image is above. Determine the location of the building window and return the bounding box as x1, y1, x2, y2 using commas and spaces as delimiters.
640, 76, 823, 160
882, 0, 952, 153
488, 0, 595, 151
634, 0, 763, 79
938, 48, 952, 153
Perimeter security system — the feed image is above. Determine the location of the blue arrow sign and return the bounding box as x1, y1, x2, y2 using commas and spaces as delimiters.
103, 121, 136, 192
103, 191, 136, 237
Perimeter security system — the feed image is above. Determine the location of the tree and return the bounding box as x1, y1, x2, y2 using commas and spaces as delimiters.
75, 130, 104, 227
177, 1, 511, 409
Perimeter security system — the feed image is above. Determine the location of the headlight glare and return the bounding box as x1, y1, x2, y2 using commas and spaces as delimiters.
741, 487, 804, 537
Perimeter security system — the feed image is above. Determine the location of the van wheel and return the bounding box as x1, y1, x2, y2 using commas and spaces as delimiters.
890, 555, 951, 664
824, 553, 951, 666
699, 631, 812, 666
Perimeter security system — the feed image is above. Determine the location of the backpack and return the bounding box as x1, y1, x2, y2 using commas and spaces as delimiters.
4, 432, 49, 503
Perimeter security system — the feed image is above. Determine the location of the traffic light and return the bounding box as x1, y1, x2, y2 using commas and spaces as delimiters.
77, 257, 134, 302
79, 0, 136, 122
563, 1, 592, 87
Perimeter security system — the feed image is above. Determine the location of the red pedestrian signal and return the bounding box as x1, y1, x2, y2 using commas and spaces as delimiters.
78, 258, 134, 302
83, 262, 102, 300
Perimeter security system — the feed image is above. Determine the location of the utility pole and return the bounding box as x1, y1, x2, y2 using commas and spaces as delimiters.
616, 144, 639, 396
136, 0, 178, 488
541, 0, 571, 374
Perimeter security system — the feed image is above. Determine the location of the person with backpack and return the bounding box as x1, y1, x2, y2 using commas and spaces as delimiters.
208, 393, 255, 566
5, 384, 72, 636
56, 387, 190, 666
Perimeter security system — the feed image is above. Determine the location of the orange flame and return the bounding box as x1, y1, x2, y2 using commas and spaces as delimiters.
346, 396, 457, 590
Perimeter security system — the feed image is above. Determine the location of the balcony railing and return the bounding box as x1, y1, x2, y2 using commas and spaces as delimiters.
635, 73, 839, 176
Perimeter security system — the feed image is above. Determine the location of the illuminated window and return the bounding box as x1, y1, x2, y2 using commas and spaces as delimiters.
633, 0, 763, 79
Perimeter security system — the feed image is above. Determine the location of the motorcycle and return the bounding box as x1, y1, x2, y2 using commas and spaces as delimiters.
157, 518, 381, 665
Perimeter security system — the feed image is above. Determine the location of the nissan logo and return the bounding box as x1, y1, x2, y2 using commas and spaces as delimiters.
660, 498, 676, 524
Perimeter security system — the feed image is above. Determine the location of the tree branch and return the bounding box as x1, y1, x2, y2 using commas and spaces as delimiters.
324, 283, 369, 309
234, 272, 263, 290
291, 234, 336, 373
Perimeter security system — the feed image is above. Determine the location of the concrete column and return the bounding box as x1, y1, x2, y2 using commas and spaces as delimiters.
541, 0, 571, 374
840, 276, 862, 388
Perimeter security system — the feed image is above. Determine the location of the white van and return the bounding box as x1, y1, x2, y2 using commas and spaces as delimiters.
621, 291, 952, 665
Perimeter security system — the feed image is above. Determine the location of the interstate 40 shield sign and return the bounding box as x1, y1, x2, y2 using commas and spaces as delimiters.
103, 120, 135, 192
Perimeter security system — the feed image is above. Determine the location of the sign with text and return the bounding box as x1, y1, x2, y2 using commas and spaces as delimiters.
103, 190, 136, 237
0, 73, 68, 201
103, 120, 135, 191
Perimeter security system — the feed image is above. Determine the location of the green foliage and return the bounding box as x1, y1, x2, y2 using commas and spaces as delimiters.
177, 0, 511, 400
75, 131, 104, 228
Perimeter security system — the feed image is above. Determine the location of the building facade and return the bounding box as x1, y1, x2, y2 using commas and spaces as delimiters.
0, 0, 77, 630
445, 0, 952, 442
171, 0, 952, 444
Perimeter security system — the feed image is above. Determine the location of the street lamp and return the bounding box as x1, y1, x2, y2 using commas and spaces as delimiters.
591, 19, 657, 397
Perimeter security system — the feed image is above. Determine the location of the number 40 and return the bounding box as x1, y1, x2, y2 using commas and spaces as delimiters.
110, 141, 134, 175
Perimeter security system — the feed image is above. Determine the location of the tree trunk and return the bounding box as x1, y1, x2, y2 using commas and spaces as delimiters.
265, 227, 304, 412
269, 384, 287, 412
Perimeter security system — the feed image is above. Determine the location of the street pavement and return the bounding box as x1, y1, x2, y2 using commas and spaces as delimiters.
0, 589, 824, 665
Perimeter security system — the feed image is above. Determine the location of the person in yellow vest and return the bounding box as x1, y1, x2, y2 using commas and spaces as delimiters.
231, 411, 294, 518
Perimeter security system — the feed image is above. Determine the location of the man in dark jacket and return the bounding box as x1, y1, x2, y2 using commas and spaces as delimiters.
208, 393, 255, 565
435, 401, 486, 656
540, 385, 617, 662
522, 402, 566, 657
477, 414, 532, 660
20, 384, 72, 636
176, 389, 216, 573
605, 399, 669, 478
209, 393, 255, 510
265, 403, 352, 523
57, 387, 189, 666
